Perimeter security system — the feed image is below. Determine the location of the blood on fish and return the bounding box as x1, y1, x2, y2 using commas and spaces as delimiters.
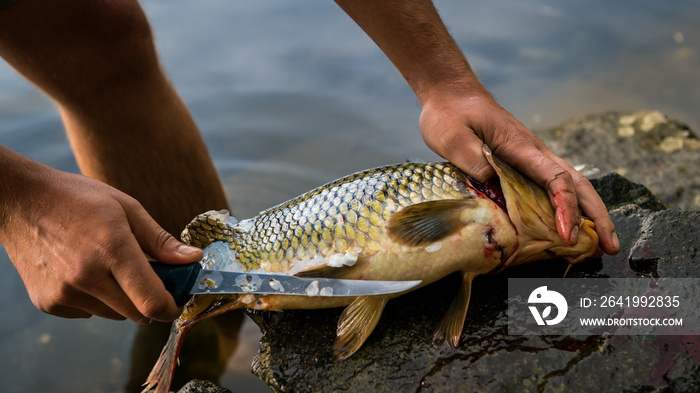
466, 176, 507, 212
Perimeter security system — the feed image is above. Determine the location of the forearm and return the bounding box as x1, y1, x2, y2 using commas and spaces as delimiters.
0, 144, 49, 230
335, 0, 483, 104
60, 83, 228, 236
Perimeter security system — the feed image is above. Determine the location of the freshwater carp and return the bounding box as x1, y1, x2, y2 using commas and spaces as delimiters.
143, 146, 599, 392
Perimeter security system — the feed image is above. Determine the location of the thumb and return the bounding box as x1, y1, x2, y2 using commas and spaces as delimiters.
428, 130, 496, 183
449, 134, 496, 183
124, 202, 203, 265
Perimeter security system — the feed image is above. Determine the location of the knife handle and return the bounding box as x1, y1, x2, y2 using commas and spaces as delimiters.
149, 261, 202, 307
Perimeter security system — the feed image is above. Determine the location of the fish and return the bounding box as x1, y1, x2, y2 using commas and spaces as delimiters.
143, 146, 599, 393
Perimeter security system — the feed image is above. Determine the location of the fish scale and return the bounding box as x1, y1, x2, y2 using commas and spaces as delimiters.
182, 162, 475, 273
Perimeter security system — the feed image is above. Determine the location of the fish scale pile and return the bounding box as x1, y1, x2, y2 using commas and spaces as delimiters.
183, 162, 473, 274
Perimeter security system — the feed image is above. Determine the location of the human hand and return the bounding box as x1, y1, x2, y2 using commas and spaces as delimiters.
418, 80, 619, 255
0, 155, 203, 323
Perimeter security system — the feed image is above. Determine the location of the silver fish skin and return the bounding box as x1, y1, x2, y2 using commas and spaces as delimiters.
144, 146, 599, 393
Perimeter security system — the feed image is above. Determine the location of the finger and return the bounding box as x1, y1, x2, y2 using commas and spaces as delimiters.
494, 143, 580, 246
40, 304, 93, 319
66, 296, 128, 321
110, 199, 196, 321
58, 299, 128, 322
547, 153, 620, 255
103, 227, 183, 322
78, 279, 149, 323
112, 252, 182, 322
544, 168, 580, 246
55, 266, 150, 323
39, 291, 127, 321
122, 200, 203, 264
573, 183, 620, 255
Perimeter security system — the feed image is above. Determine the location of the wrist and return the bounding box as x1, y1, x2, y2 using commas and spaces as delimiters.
416, 74, 493, 109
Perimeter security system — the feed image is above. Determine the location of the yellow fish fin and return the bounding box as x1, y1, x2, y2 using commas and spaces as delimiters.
333, 295, 389, 359
386, 199, 476, 246
432, 272, 474, 347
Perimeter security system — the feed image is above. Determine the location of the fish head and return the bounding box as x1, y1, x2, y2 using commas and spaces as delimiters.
481, 146, 599, 268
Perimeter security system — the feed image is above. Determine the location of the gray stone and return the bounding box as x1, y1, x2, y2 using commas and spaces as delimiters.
177, 379, 233, 393
248, 112, 700, 393
142, 379, 234, 393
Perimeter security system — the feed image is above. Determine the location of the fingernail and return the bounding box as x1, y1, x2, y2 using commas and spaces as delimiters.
611, 231, 620, 251
137, 317, 152, 325
177, 244, 201, 256
569, 225, 579, 245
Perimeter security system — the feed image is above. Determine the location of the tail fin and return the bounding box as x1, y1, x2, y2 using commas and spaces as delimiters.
142, 295, 244, 393
142, 320, 193, 393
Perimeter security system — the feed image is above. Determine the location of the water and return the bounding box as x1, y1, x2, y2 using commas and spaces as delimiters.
0, 1, 697, 392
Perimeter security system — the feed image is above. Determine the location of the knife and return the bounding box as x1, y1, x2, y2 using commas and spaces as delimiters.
150, 262, 422, 306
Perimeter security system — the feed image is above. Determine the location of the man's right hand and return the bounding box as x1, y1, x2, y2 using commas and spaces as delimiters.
0, 146, 203, 323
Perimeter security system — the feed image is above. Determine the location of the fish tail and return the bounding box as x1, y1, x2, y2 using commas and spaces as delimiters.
142, 295, 245, 393
142, 319, 192, 393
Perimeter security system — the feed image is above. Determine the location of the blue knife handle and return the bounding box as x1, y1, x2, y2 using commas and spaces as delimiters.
149, 261, 202, 306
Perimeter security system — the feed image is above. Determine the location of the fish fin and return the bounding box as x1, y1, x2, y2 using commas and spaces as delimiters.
387, 199, 476, 247
142, 295, 243, 393
142, 319, 192, 393
563, 263, 573, 278
334, 295, 389, 360
432, 272, 474, 348
180, 210, 237, 249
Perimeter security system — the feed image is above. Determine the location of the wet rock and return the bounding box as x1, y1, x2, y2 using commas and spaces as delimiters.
249, 112, 700, 393
588, 172, 667, 212
176, 379, 233, 393
142, 379, 234, 393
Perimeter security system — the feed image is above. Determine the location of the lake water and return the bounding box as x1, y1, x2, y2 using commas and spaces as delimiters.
0, 1, 697, 392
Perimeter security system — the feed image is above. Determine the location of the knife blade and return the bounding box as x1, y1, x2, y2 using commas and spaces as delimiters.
150, 262, 421, 306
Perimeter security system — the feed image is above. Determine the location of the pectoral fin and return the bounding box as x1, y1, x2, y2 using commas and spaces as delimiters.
432, 272, 474, 347
387, 199, 476, 247
334, 295, 388, 359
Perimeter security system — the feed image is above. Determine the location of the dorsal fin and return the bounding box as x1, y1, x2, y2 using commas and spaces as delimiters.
387, 199, 476, 246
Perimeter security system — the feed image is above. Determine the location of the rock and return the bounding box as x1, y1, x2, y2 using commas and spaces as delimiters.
248, 112, 700, 393
177, 379, 233, 393
142, 379, 234, 393
535, 110, 700, 210
588, 172, 667, 212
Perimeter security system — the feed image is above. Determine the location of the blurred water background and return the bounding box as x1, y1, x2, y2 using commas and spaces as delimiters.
0, 1, 697, 392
